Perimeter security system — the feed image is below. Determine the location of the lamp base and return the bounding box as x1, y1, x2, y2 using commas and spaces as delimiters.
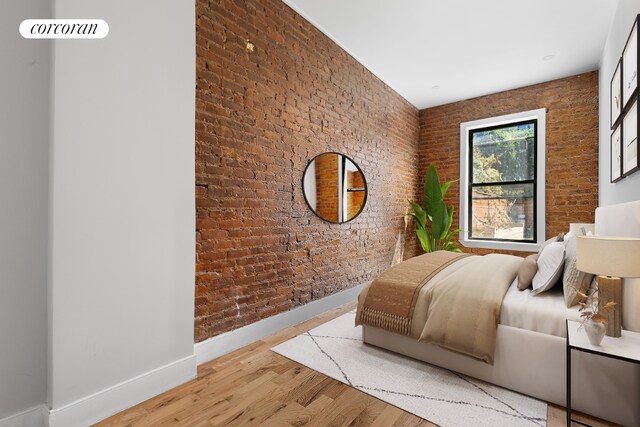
597, 275, 622, 337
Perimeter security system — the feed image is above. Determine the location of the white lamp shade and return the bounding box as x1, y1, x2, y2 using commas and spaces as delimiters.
576, 236, 640, 278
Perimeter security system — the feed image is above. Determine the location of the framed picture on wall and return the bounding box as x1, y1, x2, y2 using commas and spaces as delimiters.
623, 97, 638, 175
622, 16, 638, 109
612, 125, 623, 182
611, 59, 622, 128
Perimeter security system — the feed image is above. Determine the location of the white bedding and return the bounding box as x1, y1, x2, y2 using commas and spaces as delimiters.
499, 279, 582, 337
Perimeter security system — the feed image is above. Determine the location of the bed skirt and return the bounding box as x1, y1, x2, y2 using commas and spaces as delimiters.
363, 324, 640, 426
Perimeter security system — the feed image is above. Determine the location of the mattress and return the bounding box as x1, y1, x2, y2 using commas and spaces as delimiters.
499, 279, 582, 337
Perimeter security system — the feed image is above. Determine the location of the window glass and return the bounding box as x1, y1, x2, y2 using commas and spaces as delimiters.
469, 120, 536, 242
470, 183, 534, 241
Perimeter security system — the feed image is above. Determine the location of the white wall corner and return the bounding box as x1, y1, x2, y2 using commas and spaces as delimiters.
0, 405, 48, 427
195, 283, 365, 365
47, 355, 196, 427
41, 283, 363, 426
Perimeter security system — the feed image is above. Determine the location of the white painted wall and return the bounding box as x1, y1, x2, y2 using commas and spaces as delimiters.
49, 0, 195, 415
0, 0, 50, 420
599, 0, 640, 206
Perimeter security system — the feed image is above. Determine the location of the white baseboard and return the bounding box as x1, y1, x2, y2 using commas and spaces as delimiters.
0, 405, 48, 427
3, 286, 362, 427
48, 354, 196, 427
195, 283, 365, 365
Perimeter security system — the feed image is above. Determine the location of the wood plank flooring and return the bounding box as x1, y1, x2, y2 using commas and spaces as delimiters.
97, 302, 615, 426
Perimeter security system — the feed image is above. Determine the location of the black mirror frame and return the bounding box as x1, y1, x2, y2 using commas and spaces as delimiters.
301, 152, 368, 224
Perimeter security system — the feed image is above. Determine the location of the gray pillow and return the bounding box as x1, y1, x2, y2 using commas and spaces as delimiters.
531, 242, 565, 295
562, 232, 594, 307
518, 254, 539, 290
538, 233, 564, 255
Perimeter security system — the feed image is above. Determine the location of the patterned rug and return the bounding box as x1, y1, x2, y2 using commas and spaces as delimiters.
272, 311, 547, 427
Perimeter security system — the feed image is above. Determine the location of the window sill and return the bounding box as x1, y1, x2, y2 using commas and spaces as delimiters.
460, 238, 540, 253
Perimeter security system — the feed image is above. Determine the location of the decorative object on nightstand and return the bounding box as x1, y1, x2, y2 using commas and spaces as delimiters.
583, 319, 606, 346
577, 236, 640, 337
576, 287, 615, 346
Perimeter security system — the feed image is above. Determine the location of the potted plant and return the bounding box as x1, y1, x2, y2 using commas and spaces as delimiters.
408, 164, 462, 253
577, 288, 616, 346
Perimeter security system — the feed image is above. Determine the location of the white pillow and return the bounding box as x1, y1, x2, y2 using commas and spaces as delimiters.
562, 231, 574, 248
531, 241, 565, 295
562, 229, 594, 307
538, 233, 564, 254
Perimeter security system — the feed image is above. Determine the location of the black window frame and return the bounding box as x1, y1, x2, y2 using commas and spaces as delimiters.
467, 119, 538, 244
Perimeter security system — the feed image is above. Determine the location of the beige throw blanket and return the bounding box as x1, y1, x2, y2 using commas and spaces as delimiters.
418, 254, 522, 364
357, 252, 522, 364
356, 251, 469, 335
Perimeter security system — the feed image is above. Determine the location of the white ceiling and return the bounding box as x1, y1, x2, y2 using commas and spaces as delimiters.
282, 0, 619, 109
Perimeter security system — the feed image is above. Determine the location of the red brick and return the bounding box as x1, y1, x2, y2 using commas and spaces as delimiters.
195, 0, 420, 342
418, 72, 599, 257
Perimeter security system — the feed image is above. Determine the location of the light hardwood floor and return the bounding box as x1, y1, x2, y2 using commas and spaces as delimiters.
97, 302, 616, 426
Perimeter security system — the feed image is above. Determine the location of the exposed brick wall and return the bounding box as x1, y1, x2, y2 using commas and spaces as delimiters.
314, 154, 339, 222
418, 72, 600, 256
195, 0, 420, 342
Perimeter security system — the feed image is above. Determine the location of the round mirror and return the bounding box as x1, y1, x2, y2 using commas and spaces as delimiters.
302, 152, 367, 223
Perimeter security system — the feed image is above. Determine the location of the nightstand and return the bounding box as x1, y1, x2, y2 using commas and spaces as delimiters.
566, 320, 640, 426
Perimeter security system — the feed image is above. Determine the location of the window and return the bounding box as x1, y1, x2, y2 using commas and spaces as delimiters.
459, 109, 546, 252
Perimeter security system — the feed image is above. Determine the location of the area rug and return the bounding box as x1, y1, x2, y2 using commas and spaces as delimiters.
271, 311, 547, 427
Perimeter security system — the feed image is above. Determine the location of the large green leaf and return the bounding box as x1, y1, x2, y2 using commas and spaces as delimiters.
408, 200, 426, 229
440, 178, 459, 199
423, 164, 443, 218
416, 227, 431, 252
430, 200, 449, 248
442, 228, 454, 247
442, 229, 461, 248
410, 164, 465, 254
409, 199, 433, 252
441, 181, 452, 199
440, 205, 455, 239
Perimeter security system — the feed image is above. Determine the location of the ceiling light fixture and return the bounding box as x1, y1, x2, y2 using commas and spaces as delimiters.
542, 54, 555, 61
432, 85, 440, 90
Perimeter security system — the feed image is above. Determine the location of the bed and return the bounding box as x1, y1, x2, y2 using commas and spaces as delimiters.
358, 200, 640, 426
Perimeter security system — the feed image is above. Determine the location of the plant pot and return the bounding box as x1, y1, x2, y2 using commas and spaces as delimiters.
584, 319, 606, 346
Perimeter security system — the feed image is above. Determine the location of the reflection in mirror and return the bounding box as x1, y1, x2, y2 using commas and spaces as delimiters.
302, 153, 367, 223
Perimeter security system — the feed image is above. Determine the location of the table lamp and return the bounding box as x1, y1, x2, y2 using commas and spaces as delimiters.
576, 236, 640, 337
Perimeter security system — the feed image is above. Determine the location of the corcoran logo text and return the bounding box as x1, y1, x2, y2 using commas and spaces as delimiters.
20, 19, 109, 39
